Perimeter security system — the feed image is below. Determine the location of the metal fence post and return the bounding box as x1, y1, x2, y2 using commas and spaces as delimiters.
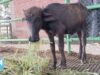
66, 35, 71, 54
64, 0, 71, 54
64, 0, 70, 3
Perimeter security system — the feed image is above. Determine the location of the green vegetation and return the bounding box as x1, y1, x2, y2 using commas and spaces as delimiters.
0, 42, 95, 75
0, 0, 12, 7
0, 42, 49, 75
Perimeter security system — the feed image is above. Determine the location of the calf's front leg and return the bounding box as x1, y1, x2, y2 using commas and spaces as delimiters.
58, 34, 67, 69
47, 32, 57, 69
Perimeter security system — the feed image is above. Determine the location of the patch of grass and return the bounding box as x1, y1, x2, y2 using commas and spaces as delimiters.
0, 41, 96, 75
0, 42, 49, 75
41, 69, 93, 75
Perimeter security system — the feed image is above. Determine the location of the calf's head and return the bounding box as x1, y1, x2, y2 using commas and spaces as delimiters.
24, 7, 43, 42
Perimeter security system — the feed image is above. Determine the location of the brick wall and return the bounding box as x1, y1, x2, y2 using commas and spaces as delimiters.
11, 0, 64, 38
11, 0, 79, 38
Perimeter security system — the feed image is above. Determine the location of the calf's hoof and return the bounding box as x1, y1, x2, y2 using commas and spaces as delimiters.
60, 64, 67, 69
48, 64, 56, 69
57, 64, 67, 69
78, 55, 81, 59
80, 60, 87, 65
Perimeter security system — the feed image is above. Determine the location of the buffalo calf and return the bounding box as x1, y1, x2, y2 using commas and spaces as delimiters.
24, 3, 88, 69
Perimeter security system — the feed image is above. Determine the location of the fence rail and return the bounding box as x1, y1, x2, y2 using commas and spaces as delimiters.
0, 18, 23, 24
87, 3, 100, 9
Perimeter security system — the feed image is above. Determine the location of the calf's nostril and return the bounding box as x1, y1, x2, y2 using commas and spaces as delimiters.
29, 37, 34, 42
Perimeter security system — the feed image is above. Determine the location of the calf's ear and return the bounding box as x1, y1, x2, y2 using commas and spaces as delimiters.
43, 12, 56, 22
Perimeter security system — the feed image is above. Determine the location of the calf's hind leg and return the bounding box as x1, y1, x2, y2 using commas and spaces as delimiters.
81, 30, 87, 64
77, 30, 87, 64
77, 31, 82, 59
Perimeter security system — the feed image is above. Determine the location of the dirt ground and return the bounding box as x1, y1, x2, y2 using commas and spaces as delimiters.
0, 43, 100, 63
0, 42, 100, 55
0, 43, 100, 62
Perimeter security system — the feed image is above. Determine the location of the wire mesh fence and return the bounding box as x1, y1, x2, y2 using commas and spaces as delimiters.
80, 0, 100, 37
